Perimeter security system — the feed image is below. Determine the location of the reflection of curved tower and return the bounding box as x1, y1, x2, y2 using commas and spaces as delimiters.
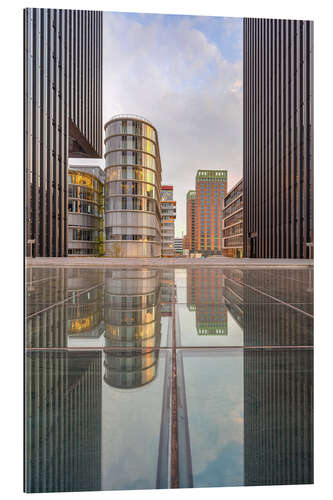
104, 269, 161, 388
67, 268, 105, 339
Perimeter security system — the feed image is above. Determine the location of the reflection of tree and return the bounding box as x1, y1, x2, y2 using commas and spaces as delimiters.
110, 242, 125, 257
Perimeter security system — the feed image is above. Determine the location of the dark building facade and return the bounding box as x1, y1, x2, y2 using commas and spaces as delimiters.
244, 348, 313, 486
243, 18, 313, 258
24, 8, 103, 257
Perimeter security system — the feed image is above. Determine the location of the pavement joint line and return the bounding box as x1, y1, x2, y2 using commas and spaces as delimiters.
226, 277, 314, 319
24, 345, 314, 351
26, 283, 104, 320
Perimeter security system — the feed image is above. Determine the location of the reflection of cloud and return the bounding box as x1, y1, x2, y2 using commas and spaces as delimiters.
101, 353, 165, 491
183, 354, 244, 481
196, 441, 244, 487
103, 13, 243, 235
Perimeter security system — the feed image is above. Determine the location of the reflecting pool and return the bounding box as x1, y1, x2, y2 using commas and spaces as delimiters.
25, 266, 313, 492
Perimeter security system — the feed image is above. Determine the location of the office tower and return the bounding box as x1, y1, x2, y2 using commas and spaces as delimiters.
68, 165, 105, 256
185, 190, 196, 253
161, 185, 176, 257
195, 170, 227, 255
223, 179, 243, 257
24, 8, 103, 257
104, 115, 162, 257
174, 238, 183, 255
243, 18, 314, 258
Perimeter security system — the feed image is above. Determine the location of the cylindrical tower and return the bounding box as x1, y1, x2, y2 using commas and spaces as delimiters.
104, 115, 162, 257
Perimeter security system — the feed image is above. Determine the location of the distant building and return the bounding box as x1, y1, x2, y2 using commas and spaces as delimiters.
68, 166, 105, 256
187, 268, 228, 335
104, 115, 162, 257
185, 190, 196, 252
223, 179, 243, 258
161, 185, 176, 257
24, 8, 103, 257
243, 18, 313, 258
174, 238, 183, 255
195, 170, 227, 255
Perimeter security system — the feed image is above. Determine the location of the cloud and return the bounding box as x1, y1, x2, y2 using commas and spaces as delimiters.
102, 12, 243, 236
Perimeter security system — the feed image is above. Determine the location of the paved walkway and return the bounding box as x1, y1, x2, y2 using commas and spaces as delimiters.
26, 256, 313, 268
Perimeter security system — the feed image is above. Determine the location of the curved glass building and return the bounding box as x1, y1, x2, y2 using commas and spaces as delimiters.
104, 115, 162, 257
68, 166, 104, 256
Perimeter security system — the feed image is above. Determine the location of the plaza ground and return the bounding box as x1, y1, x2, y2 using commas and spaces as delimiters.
26, 256, 313, 268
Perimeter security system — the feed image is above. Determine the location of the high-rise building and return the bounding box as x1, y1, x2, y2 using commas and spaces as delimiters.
68, 165, 105, 256
195, 170, 227, 255
24, 8, 103, 257
185, 190, 196, 253
223, 179, 243, 258
104, 115, 162, 257
243, 18, 314, 258
161, 185, 176, 257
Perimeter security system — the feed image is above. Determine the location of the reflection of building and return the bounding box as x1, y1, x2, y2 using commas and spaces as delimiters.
223, 179, 243, 258
195, 170, 227, 255
174, 238, 183, 255
24, 8, 103, 257
25, 268, 69, 348
68, 166, 105, 256
185, 190, 196, 252
223, 270, 245, 329
26, 268, 105, 348
243, 18, 314, 258
67, 270, 105, 339
104, 115, 162, 257
244, 348, 313, 485
25, 351, 102, 492
223, 268, 313, 346
104, 269, 161, 388
160, 270, 176, 317
161, 186, 176, 257
187, 268, 227, 335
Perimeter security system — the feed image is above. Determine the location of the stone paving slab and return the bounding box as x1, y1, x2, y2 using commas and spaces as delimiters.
26, 256, 314, 268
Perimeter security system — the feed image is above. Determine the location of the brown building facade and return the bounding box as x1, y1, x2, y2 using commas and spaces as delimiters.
195, 170, 227, 255
185, 190, 196, 252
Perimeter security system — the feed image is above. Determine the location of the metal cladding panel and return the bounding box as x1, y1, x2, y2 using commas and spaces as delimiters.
243, 18, 313, 258
24, 8, 103, 257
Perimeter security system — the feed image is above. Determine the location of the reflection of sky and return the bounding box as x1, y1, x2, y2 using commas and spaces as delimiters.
182, 351, 244, 487
101, 351, 167, 491
177, 304, 244, 346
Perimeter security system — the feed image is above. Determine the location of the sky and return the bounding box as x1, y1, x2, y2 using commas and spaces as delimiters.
71, 12, 243, 237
